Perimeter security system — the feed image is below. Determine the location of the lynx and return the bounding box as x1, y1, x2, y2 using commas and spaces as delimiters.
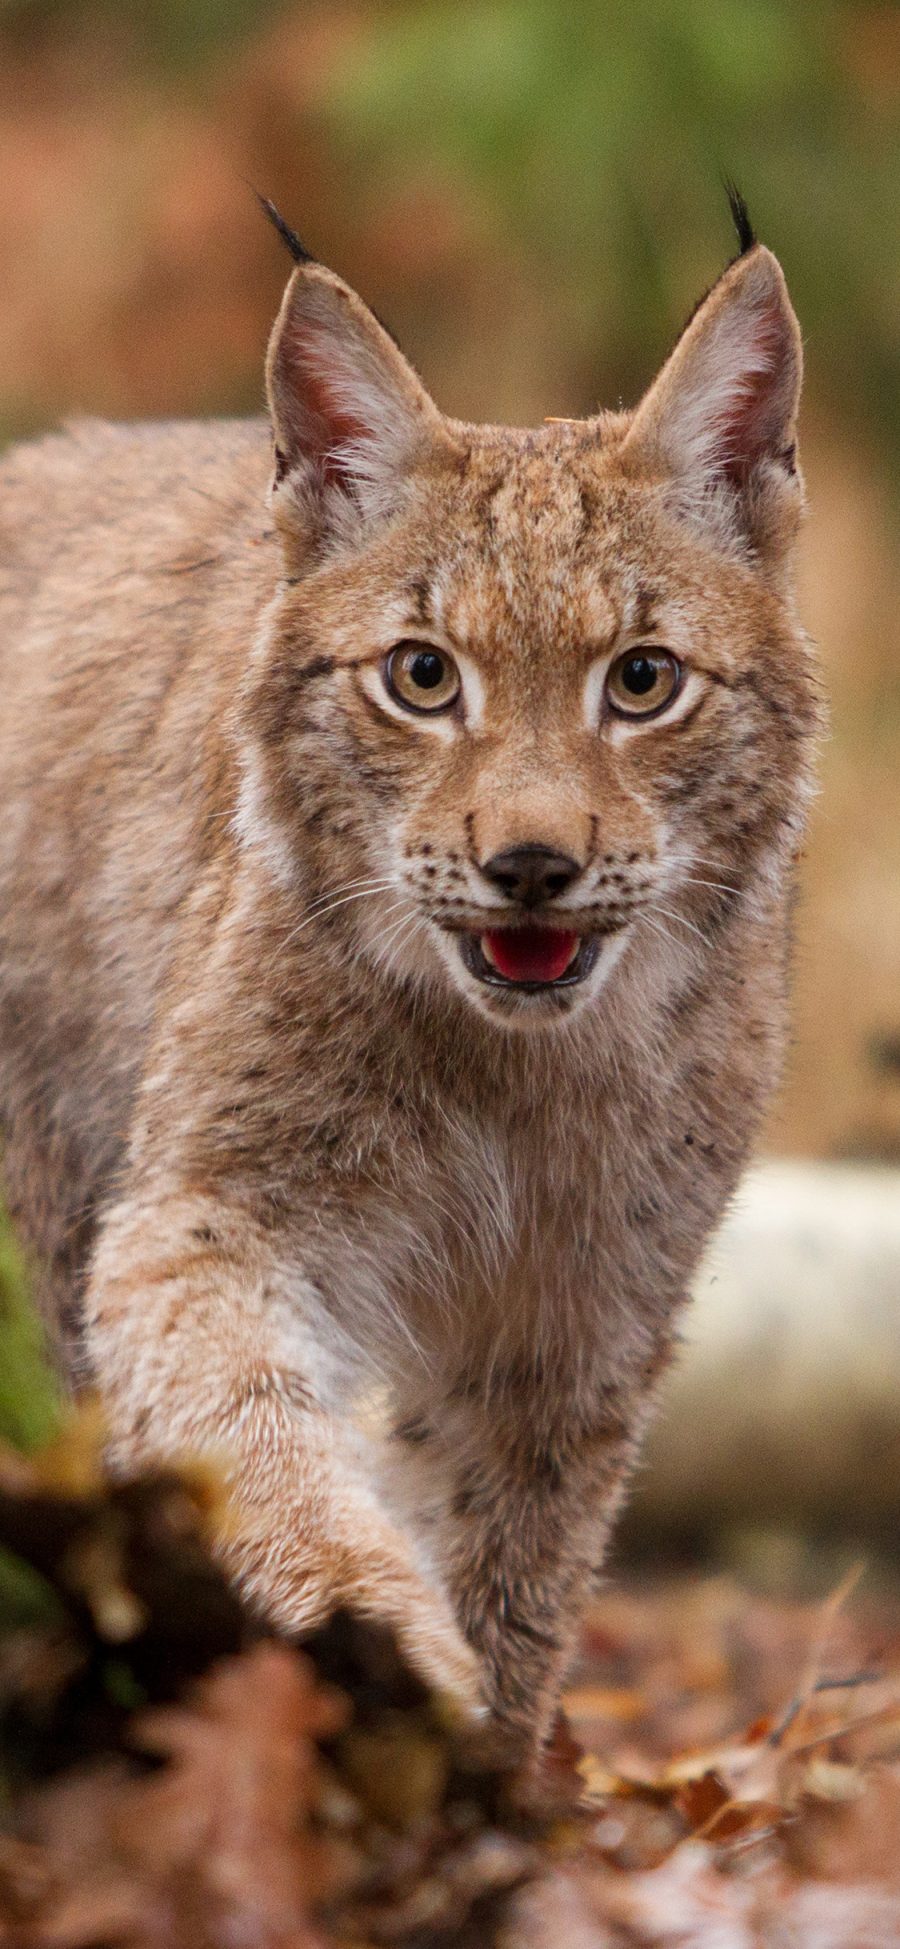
0, 197, 821, 1759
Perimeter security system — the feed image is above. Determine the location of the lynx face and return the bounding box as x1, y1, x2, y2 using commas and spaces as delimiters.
240, 234, 815, 1030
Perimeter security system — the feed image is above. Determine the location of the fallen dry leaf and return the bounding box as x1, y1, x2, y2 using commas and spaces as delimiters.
3, 1431, 900, 1946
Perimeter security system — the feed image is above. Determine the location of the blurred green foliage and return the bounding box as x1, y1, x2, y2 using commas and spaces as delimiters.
1, 0, 898, 458
319, 0, 900, 457
0, 1215, 58, 1452
0, 0, 276, 68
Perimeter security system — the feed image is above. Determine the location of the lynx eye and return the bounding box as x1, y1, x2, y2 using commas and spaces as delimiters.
606, 648, 681, 720
384, 642, 461, 714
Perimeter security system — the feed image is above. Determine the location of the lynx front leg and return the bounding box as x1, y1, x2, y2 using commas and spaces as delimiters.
405, 1380, 650, 1764
85, 1187, 482, 1711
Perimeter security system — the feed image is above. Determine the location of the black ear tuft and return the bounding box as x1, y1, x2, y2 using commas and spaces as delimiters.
254, 192, 315, 266
723, 178, 756, 257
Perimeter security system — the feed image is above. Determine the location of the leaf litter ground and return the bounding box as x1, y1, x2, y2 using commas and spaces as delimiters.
1, 1420, 899, 1947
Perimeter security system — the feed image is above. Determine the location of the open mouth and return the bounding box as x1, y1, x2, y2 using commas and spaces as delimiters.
459, 926, 600, 992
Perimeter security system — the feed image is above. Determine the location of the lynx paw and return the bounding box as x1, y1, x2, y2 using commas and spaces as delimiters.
346, 1546, 485, 1717
226, 1510, 484, 1719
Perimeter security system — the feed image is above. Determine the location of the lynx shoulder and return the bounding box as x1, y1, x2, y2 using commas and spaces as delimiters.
0, 207, 822, 1755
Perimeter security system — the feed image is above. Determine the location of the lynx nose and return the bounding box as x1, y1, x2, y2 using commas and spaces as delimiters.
481, 844, 581, 908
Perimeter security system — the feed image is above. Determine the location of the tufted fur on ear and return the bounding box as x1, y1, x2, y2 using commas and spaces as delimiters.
624, 243, 804, 561
265, 260, 451, 552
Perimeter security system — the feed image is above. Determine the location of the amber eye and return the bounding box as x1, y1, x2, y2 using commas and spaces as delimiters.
385, 642, 461, 714
606, 648, 682, 719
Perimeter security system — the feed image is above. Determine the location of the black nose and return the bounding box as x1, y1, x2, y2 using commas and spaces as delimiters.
481, 844, 581, 908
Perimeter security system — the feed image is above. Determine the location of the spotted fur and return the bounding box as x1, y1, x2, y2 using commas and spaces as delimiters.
0, 235, 822, 1759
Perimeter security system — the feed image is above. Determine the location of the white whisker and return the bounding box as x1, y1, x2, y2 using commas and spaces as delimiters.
296, 873, 398, 919
647, 901, 712, 949
370, 909, 422, 975
304, 872, 399, 909
675, 852, 729, 874
282, 899, 409, 1024
639, 911, 680, 956
680, 875, 742, 899
280, 880, 398, 950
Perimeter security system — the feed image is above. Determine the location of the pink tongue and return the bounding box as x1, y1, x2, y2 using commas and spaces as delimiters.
482, 927, 579, 984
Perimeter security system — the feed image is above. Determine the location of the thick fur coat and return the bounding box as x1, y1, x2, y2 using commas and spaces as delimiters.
0, 216, 822, 1757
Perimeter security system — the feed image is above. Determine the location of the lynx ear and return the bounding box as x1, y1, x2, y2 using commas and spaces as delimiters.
265, 260, 448, 544
624, 244, 803, 553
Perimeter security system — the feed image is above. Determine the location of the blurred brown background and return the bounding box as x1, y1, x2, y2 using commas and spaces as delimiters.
0, 0, 897, 1165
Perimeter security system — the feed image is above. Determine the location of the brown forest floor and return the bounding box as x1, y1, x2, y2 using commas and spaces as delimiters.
2, 1432, 900, 1947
